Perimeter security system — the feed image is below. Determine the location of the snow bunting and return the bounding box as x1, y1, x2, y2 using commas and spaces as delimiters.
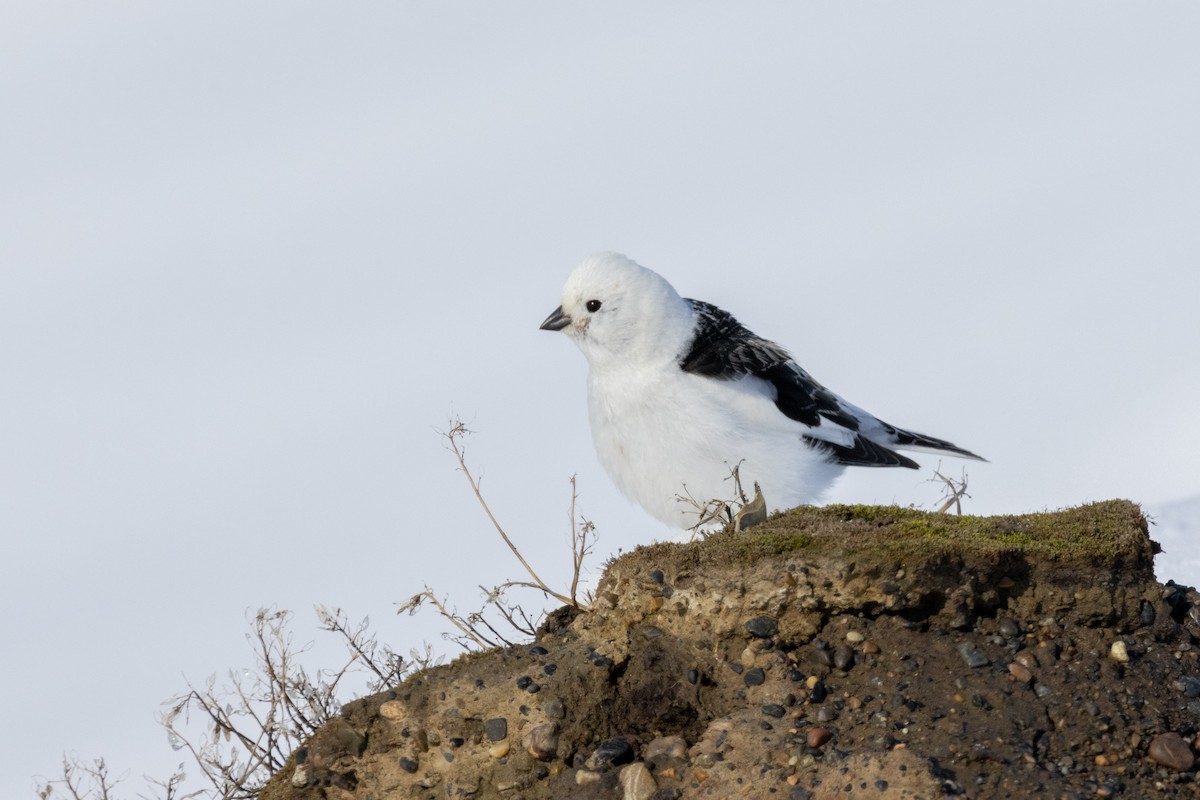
540, 252, 983, 528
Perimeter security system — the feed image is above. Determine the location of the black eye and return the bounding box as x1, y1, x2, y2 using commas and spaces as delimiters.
586, 299, 602, 313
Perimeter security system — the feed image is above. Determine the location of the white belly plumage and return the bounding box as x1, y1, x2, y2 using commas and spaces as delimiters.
587, 365, 842, 528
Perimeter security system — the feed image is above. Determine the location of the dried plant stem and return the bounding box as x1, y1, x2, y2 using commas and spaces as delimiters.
445, 421, 576, 607
930, 465, 971, 514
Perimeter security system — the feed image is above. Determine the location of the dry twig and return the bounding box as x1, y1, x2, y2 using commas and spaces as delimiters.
929, 464, 972, 515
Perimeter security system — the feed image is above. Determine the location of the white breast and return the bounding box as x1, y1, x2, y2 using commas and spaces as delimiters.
587, 364, 843, 528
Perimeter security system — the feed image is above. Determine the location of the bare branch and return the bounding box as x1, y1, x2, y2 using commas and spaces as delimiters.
444, 420, 577, 607
928, 463, 972, 515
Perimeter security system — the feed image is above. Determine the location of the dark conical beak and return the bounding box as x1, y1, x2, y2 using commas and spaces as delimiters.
539, 305, 571, 331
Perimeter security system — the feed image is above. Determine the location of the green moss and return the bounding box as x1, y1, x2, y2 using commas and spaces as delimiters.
671, 499, 1150, 568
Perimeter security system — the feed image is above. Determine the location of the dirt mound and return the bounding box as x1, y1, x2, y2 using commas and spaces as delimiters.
262, 500, 1200, 799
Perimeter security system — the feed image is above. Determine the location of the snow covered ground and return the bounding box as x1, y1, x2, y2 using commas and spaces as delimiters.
1145, 494, 1200, 589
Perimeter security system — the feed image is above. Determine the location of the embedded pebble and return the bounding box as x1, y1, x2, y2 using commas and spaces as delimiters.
543, 699, 566, 719
290, 764, 310, 788
762, 703, 786, 718
586, 737, 635, 770
379, 700, 405, 720
1014, 650, 1039, 669
833, 645, 855, 671
619, 761, 657, 800
998, 618, 1021, 638
484, 717, 507, 741
398, 757, 418, 774
845, 630, 864, 643
806, 727, 831, 748
575, 769, 601, 785
687, 668, 699, 685
488, 742, 510, 759
1147, 732, 1194, 772
523, 722, 559, 761
1109, 640, 1129, 663
644, 735, 688, 762
529, 645, 549, 656
744, 616, 779, 639
744, 667, 766, 687
1008, 662, 1033, 684
958, 643, 990, 668
862, 641, 880, 655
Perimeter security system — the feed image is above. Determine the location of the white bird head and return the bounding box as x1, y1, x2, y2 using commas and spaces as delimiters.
540, 252, 695, 369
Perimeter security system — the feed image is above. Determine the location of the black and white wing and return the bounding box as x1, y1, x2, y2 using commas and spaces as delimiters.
678, 300, 982, 468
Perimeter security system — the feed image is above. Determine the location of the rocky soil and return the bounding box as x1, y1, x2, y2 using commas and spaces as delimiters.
261, 500, 1200, 799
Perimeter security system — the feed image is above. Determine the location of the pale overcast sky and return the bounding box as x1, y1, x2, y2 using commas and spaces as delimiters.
3, 3, 1198, 796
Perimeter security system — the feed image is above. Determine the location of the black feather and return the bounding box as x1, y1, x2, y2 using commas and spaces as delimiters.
678, 300, 790, 377
679, 300, 860, 432
677, 299, 981, 469
803, 434, 920, 469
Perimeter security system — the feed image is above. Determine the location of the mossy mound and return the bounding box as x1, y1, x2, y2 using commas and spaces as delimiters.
263, 500, 1200, 800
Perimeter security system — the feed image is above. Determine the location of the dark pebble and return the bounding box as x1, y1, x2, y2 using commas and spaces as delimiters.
875, 780, 888, 791
1140, 601, 1156, 626
516, 676, 532, 689
543, 663, 557, 675
833, 645, 855, 671
729, 662, 744, 674
586, 737, 634, 770
295, 748, 308, 764
744, 667, 766, 687
810, 682, 829, 703
543, 699, 565, 719
1148, 732, 1195, 772
1173, 676, 1200, 698
661, 585, 674, 598
441, 750, 454, 762
881, 581, 900, 595
762, 703, 786, 718
449, 737, 464, 747
998, 618, 1021, 638
687, 668, 699, 685
474, 678, 485, 688
484, 718, 508, 741
649, 568, 664, 583
398, 757, 418, 773
790, 788, 814, 800
789, 669, 805, 682
529, 645, 549, 656
526, 682, 541, 694
744, 616, 779, 639
958, 643, 990, 668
